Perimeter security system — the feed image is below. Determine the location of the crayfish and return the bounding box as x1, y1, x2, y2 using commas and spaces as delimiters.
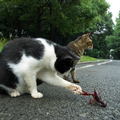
81, 89, 107, 107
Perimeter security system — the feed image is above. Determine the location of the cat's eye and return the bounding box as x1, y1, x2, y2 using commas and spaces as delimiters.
87, 41, 92, 46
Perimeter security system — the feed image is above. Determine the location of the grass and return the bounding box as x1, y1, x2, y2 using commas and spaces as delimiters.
80, 56, 100, 62
0, 38, 7, 51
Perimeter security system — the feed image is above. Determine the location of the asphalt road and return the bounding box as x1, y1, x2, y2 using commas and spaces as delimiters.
0, 60, 120, 120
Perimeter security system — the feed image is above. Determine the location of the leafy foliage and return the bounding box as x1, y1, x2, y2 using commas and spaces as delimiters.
106, 12, 120, 59
86, 12, 114, 58
0, 0, 114, 58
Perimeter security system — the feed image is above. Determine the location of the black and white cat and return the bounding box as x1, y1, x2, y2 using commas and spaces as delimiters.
0, 38, 83, 98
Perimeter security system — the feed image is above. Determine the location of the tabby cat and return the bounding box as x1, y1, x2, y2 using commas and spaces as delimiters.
66, 33, 93, 83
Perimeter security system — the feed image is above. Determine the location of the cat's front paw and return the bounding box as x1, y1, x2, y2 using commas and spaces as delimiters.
10, 90, 20, 97
66, 84, 83, 94
31, 92, 43, 99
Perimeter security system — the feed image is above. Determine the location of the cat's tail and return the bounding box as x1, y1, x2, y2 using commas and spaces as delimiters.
0, 84, 12, 94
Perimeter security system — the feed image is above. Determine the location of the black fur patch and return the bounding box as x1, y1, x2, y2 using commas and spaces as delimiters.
0, 60, 18, 90
54, 44, 80, 74
0, 38, 44, 63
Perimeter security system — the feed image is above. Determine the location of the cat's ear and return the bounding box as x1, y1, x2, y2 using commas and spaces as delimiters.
75, 36, 82, 42
86, 32, 94, 37
86, 33, 91, 36
62, 55, 79, 66
62, 56, 73, 65
55, 56, 73, 74
63, 55, 79, 61
82, 33, 90, 37
63, 56, 72, 61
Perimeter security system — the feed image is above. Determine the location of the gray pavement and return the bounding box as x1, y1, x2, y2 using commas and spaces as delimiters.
0, 60, 120, 120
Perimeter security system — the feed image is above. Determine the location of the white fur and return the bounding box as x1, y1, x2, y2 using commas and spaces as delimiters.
8, 38, 82, 98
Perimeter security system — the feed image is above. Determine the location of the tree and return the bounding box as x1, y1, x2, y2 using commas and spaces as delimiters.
0, 0, 114, 58
87, 12, 114, 58
0, 0, 110, 38
106, 12, 120, 59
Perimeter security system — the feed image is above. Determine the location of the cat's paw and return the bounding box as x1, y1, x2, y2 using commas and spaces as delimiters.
31, 92, 43, 99
10, 90, 20, 97
73, 79, 80, 83
66, 84, 83, 94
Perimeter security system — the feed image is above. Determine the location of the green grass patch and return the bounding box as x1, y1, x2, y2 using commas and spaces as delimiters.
0, 38, 7, 51
80, 56, 99, 62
